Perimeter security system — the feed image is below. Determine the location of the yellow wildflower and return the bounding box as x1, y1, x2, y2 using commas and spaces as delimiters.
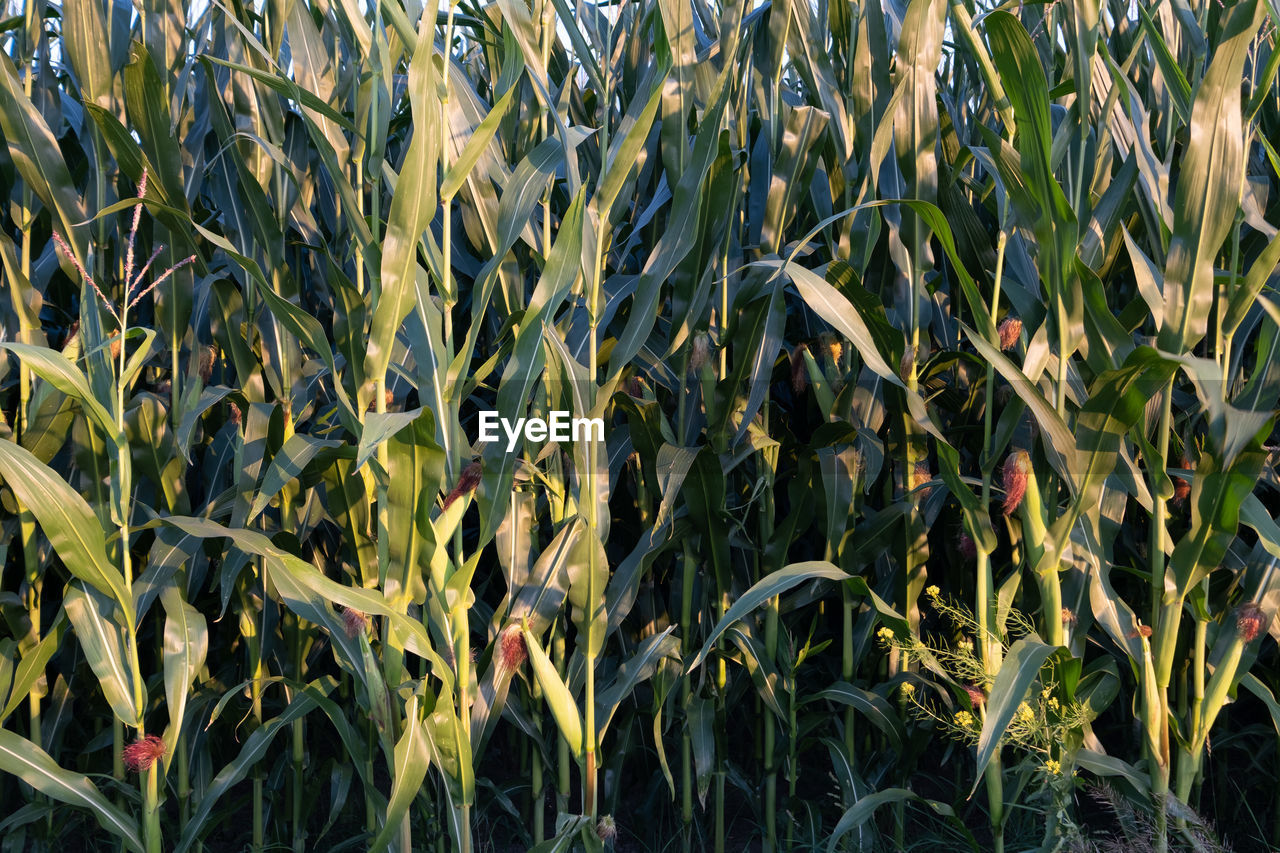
925, 585, 941, 599
901, 682, 916, 697
1044, 759, 1061, 775
955, 711, 974, 729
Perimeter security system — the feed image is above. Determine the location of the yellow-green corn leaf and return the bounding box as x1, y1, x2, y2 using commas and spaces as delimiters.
0, 440, 131, 617
521, 624, 583, 758
0, 729, 143, 852
64, 584, 139, 727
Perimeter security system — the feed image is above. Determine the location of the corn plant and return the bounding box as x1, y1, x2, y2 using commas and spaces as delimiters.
3, 0, 1280, 851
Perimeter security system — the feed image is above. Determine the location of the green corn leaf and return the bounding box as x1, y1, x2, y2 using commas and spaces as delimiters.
200, 57, 355, 133
174, 683, 328, 853
688, 693, 715, 806
564, 527, 609, 660
1075, 750, 1151, 792
354, 409, 424, 474
595, 627, 680, 742
726, 624, 787, 720
453, 132, 585, 390
247, 434, 344, 523
0, 54, 90, 264
1168, 449, 1267, 600
0, 642, 12, 727
366, 11, 438, 388
118, 328, 158, 398
63, 584, 139, 728
1223, 230, 1280, 339
440, 82, 516, 200
0, 343, 119, 443
526, 816, 595, 853
1240, 674, 1280, 739
162, 516, 453, 687
726, 278, 786, 446
61, 0, 115, 109
935, 442, 997, 555
123, 392, 181, 513
476, 187, 587, 541
521, 625, 583, 758
689, 562, 850, 671
828, 788, 974, 853
1037, 347, 1181, 564
606, 520, 678, 637
422, 685, 473, 827
228, 402, 276, 533
813, 682, 906, 754
284, 0, 350, 164
1241, 495, 1280, 562
1156, 0, 1266, 354
607, 74, 733, 373
653, 444, 699, 529
505, 519, 576, 637
249, 280, 360, 432
159, 583, 207, 768
892, 0, 945, 259
592, 66, 666, 228
0, 729, 143, 852
961, 321, 1077, 487
384, 409, 444, 603
0, 440, 130, 615
489, 0, 584, 191
369, 695, 432, 853
971, 637, 1057, 796
122, 44, 187, 214
0, 611, 67, 724
683, 448, 730, 592
1135, 5, 1191, 124
984, 12, 1067, 226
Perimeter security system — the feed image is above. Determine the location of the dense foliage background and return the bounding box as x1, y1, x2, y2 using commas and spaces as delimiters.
2, 0, 1280, 850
